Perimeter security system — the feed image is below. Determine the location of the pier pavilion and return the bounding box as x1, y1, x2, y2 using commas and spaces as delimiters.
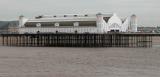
18, 13, 138, 34
1, 13, 159, 48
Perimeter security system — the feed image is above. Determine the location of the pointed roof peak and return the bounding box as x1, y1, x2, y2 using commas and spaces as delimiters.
113, 13, 117, 16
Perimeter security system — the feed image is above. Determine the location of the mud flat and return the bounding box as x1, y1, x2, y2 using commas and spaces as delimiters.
0, 47, 160, 77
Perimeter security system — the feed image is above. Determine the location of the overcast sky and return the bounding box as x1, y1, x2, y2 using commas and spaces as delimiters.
0, 0, 159, 26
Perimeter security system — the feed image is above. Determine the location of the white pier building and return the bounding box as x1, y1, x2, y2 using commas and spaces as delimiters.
18, 13, 138, 34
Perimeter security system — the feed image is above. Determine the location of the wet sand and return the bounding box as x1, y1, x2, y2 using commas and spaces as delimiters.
0, 47, 160, 77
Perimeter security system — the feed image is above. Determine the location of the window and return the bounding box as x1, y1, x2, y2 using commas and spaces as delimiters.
75, 30, 78, 33
36, 23, 41, 27
84, 14, 88, 17
56, 31, 58, 33
79, 21, 96, 26
59, 22, 73, 26
74, 22, 79, 27
55, 23, 59, 27
25, 22, 36, 27
74, 15, 78, 17
109, 23, 120, 29
64, 15, 67, 17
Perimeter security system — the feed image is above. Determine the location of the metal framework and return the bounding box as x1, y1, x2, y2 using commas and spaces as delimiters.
0, 33, 155, 47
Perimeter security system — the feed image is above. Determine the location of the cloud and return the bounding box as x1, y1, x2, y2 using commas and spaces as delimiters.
0, 0, 159, 26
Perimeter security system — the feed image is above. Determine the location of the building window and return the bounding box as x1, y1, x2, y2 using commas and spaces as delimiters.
74, 22, 79, 27
75, 30, 78, 33
37, 31, 40, 33
35, 16, 42, 19
64, 15, 67, 17
55, 23, 59, 27
79, 21, 96, 27
74, 15, 78, 17
59, 22, 73, 26
109, 23, 120, 29
36, 23, 41, 27
84, 14, 88, 17
56, 31, 58, 33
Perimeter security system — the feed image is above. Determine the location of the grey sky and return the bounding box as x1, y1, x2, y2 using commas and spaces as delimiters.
0, 0, 159, 26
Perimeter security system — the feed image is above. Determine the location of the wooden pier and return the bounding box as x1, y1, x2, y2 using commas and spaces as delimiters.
0, 33, 155, 47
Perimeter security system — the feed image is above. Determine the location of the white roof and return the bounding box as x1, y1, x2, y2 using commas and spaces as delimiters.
28, 17, 97, 22
26, 13, 114, 22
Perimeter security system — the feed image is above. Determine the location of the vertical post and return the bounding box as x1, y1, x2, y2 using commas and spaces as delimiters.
2, 35, 4, 46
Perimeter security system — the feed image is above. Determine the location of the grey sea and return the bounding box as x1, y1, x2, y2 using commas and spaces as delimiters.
0, 46, 160, 77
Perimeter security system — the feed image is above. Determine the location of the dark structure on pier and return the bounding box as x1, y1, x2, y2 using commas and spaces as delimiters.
1, 33, 154, 47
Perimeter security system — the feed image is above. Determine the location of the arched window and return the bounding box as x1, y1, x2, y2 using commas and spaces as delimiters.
109, 23, 121, 32
55, 23, 59, 27
109, 23, 120, 29
36, 23, 41, 27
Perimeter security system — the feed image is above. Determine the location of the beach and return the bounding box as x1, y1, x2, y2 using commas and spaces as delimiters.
0, 47, 160, 77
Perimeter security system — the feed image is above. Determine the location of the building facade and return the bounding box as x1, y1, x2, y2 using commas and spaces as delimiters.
18, 13, 138, 34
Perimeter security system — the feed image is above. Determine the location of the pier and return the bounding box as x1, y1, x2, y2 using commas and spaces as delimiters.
0, 33, 156, 47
